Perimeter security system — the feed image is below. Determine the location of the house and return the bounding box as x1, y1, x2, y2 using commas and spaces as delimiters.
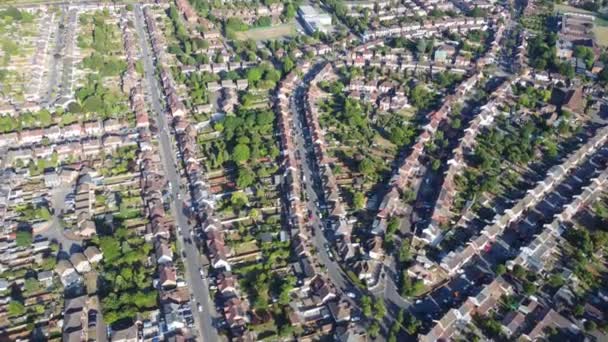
75, 219, 97, 238
207, 81, 221, 92
62, 296, 88, 342
83, 121, 103, 136
236, 79, 249, 90
20, 128, 44, 145
521, 308, 581, 341
501, 311, 525, 337
434, 49, 449, 63
155, 240, 173, 264
159, 264, 177, 289
328, 300, 351, 322
103, 119, 122, 133
562, 87, 585, 114
55, 260, 79, 286
367, 236, 384, 260
0, 132, 18, 147
62, 123, 82, 138
216, 271, 237, 296
223, 297, 249, 328
38, 271, 54, 287
111, 323, 139, 342
70, 253, 92, 273
84, 246, 103, 264
44, 171, 61, 188
309, 275, 336, 304
45, 125, 61, 141
353, 259, 381, 286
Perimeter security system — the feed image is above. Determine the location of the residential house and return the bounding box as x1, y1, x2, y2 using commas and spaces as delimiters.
70, 253, 92, 273
84, 246, 103, 264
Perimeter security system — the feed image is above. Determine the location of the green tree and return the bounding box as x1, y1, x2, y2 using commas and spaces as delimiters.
368, 321, 380, 338
246, 67, 263, 83
231, 192, 249, 208
359, 158, 375, 175
523, 281, 537, 295
237, 167, 255, 188
494, 264, 506, 276
373, 300, 386, 321
512, 264, 526, 279
404, 312, 421, 335
82, 95, 104, 113
547, 273, 565, 288
353, 191, 365, 209
398, 242, 412, 263
361, 295, 372, 317
232, 144, 250, 163
282, 56, 295, 73
585, 320, 597, 331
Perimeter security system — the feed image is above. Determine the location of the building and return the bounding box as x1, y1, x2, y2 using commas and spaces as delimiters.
298, 5, 332, 33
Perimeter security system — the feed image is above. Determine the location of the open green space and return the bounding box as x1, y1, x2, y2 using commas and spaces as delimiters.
234, 23, 296, 41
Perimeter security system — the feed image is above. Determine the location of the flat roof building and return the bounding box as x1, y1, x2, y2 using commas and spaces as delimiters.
298, 5, 332, 33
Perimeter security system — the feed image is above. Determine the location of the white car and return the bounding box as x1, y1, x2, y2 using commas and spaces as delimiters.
346, 292, 356, 299
351, 316, 361, 322
197, 303, 203, 312
199, 268, 205, 278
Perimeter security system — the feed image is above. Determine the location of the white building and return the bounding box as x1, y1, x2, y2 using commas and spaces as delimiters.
298, 5, 332, 33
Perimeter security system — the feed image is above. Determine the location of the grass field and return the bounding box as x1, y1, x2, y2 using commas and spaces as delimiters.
234, 23, 296, 41
594, 26, 608, 46
554, 4, 608, 46
554, 4, 608, 25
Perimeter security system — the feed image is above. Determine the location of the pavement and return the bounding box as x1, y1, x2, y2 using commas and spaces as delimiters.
133, 5, 218, 341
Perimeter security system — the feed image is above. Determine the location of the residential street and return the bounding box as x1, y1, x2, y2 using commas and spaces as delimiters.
133, 5, 218, 341
290, 65, 412, 329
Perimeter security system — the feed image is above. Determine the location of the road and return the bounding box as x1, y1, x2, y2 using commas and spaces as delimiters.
289, 64, 412, 330
290, 74, 347, 289
133, 5, 218, 342
42, 5, 66, 106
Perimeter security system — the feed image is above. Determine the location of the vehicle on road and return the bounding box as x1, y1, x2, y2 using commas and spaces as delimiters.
199, 268, 205, 278
346, 292, 356, 299
197, 303, 203, 312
